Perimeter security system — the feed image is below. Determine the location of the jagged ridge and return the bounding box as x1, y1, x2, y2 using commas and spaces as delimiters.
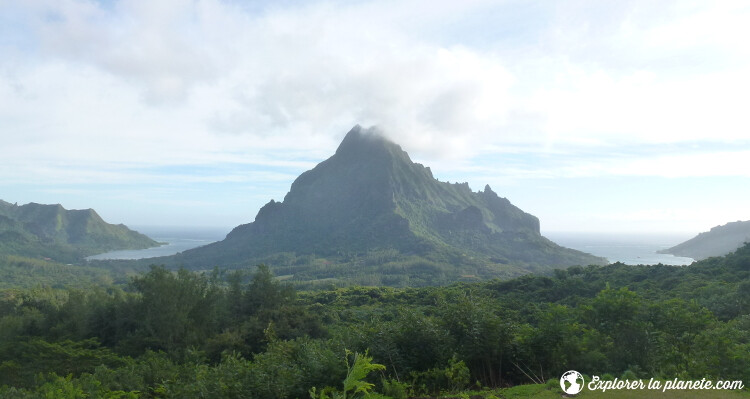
175, 125, 605, 279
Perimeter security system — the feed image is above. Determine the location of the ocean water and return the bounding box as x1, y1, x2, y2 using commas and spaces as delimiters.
85, 226, 229, 261
87, 227, 696, 266
545, 232, 695, 266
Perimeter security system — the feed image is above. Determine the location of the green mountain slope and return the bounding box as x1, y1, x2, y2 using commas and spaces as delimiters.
172, 126, 605, 283
0, 200, 159, 262
659, 220, 750, 260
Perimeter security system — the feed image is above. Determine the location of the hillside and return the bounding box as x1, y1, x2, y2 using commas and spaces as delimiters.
659, 220, 750, 260
1, 243, 748, 397
171, 125, 605, 284
0, 200, 159, 262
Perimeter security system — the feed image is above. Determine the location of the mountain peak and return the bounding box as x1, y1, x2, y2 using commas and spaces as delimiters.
177, 125, 606, 283
336, 125, 401, 157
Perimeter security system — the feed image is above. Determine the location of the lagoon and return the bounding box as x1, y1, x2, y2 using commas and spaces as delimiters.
86, 226, 229, 260
88, 227, 696, 266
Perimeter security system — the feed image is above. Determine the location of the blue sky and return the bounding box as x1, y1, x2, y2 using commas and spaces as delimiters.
1, 0, 749, 235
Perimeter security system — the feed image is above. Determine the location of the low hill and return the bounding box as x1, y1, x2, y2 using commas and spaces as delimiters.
0, 200, 159, 262
659, 220, 750, 260
169, 125, 606, 285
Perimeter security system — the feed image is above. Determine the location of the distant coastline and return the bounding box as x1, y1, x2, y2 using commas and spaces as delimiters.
86, 226, 229, 260
544, 232, 695, 266
88, 228, 695, 265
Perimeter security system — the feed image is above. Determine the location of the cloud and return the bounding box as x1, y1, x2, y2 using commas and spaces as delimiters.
1, 0, 519, 171
1, 0, 749, 186
26, 0, 223, 103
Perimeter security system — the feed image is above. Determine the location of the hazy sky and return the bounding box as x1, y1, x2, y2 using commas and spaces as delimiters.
1, 0, 749, 235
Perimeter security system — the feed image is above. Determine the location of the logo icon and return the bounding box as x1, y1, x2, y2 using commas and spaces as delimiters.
560, 370, 584, 394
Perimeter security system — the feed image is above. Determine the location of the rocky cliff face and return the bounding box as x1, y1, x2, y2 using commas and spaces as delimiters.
176, 125, 605, 275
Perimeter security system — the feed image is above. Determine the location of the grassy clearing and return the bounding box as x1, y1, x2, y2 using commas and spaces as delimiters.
574, 388, 750, 399
430, 382, 749, 398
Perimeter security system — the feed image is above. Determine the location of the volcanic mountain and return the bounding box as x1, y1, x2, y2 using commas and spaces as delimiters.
0, 200, 159, 262
173, 126, 606, 285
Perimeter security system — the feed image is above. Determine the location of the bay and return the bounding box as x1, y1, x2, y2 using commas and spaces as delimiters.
545, 232, 695, 266
86, 226, 229, 260
87, 227, 697, 266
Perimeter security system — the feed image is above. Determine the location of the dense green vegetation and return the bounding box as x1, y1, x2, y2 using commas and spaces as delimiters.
164, 247, 583, 289
0, 200, 159, 263
161, 126, 604, 285
0, 255, 145, 290
1, 243, 748, 397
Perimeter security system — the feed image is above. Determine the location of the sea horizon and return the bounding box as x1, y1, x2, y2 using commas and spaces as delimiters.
545, 231, 695, 266
89, 226, 696, 265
